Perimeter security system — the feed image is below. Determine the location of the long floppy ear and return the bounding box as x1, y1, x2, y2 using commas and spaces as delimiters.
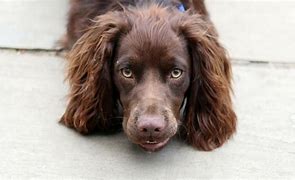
61, 12, 130, 134
179, 15, 237, 151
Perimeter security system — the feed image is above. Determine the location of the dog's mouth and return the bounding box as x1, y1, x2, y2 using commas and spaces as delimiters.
139, 138, 170, 152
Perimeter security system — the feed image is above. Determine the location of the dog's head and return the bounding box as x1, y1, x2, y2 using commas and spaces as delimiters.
61, 5, 236, 152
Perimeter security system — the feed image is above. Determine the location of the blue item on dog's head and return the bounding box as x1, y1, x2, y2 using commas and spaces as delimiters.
178, 3, 185, 12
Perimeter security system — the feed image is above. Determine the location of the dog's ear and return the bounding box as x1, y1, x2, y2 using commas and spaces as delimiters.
61, 12, 130, 134
178, 14, 236, 151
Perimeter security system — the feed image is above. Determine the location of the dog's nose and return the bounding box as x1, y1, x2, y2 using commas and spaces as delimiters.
137, 115, 166, 136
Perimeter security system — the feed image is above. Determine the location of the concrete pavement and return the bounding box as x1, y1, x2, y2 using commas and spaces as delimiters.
0, 0, 295, 179
208, 0, 295, 62
0, 0, 68, 50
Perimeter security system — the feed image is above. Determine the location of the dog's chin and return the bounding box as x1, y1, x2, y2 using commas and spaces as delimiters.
138, 138, 170, 152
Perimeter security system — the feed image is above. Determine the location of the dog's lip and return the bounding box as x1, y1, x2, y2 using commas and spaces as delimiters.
139, 138, 170, 152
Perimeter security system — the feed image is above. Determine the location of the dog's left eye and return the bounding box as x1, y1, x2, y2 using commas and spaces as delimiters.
121, 67, 133, 78
171, 68, 183, 79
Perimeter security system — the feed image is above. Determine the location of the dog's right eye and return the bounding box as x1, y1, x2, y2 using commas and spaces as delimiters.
170, 68, 183, 79
121, 67, 133, 78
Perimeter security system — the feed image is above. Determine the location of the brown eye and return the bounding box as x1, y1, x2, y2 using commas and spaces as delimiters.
171, 68, 183, 79
121, 67, 133, 78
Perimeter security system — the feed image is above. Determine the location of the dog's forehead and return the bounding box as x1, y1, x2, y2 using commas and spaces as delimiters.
117, 20, 187, 64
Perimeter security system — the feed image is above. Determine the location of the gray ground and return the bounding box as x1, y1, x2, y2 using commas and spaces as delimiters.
0, 0, 294, 179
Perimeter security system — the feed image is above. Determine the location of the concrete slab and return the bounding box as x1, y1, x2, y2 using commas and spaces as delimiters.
0, 51, 294, 179
0, 0, 68, 50
0, 0, 294, 63
207, 0, 295, 63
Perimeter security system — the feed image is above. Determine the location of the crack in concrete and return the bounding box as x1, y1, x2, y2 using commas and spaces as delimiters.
1, 47, 295, 68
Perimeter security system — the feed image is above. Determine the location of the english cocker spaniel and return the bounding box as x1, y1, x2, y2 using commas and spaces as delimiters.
60, 0, 237, 152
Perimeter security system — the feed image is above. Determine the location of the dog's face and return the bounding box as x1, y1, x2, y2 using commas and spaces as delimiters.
113, 20, 191, 151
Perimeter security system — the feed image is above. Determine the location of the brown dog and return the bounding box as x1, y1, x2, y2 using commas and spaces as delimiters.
61, 0, 236, 152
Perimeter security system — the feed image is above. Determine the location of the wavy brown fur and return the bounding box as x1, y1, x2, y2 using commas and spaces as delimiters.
61, 12, 130, 133
177, 15, 236, 150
